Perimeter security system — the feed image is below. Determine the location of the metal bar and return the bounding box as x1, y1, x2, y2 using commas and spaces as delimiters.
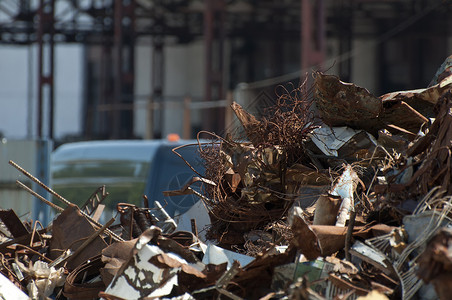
81, 185, 109, 216
49, 0, 55, 139
68, 217, 115, 262
345, 210, 357, 261
10, 160, 124, 242
37, 0, 44, 137
16, 180, 64, 212
190, 218, 198, 238
52, 217, 115, 268
0, 209, 29, 238
183, 97, 191, 139
112, 0, 123, 138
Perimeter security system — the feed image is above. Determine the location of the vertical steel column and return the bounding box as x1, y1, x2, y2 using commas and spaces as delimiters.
32, 139, 53, 226
112, 0, 136, 139
37, 0, 55, 139
151, 37, 164, 139
112, 0, 123, 138
122, 0, 136, 138
204, 0, 225, 133
35, 0, 54, 225
338, 0, 352, 82
301, 0, 325, 75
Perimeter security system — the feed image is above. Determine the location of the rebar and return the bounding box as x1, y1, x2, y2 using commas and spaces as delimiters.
10, 160, 123, 242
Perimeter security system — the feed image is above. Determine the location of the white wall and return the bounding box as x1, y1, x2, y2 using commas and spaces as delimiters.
54, 45, 83, 138
0, 46, 32, 138
351, 39, 377, 94
133, 39, 205, 139
0, 44, 82, 140
134, 38, 153, 139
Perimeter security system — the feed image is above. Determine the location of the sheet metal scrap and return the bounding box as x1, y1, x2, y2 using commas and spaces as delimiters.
417, 227, 452, 300
0, 210, 29, 239
313, 72, 382, 131
48, 204, 109, 271
101, 227, 221, 299
63, 255, 106, 299
3, 57, 452, 300
406, 91, 452, 195
198, 95, 327, 246
314, 72, 429, 137
101, 227, 188, 299
378, 57, 452, 121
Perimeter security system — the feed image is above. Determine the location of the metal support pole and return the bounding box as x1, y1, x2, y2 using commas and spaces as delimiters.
37, 0, 55, 139
338, 0, 352, 82
301, 0, 325, 77
112, 0, 123, 138
35, 0, 54, 226
32, 139, 53, 226
204, 0, 225, 133
183, 97, 192, 139
152, 38, 164, 138
112, 0, 135, 139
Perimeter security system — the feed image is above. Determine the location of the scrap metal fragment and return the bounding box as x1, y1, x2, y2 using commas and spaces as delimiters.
331, 165, 360, 227
349, 241, 396, 277
63, 255, 106, 300
230, 102, 264, 147
406, 91, 452, 195
313, 195, 341, 226
0, 210, 29, 238
52, 218, 115, 268
314, 73, 430, 137
103, 227, 206, 299
0, 272, 28, 300
308, 225, 373, 256
378, 100, 428, 137
290, 215, 321, 260
310, 126, 378, 158
202, 244, 254, 269
48, 204, 109, 271
100, 239, 137, 286
313, 73, 382, 128
9, 160, 123, 242
417, 227, 452, 300
81, 185, 109, 217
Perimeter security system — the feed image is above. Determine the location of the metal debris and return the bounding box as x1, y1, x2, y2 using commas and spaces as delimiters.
2, 56, 452, 299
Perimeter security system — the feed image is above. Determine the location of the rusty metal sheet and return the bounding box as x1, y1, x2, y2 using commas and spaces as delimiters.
417, 227, 452, 300
314, 73, 431, 138
0, 209, 29, 238
290, 215, 321, 260
313, 72, 382, 127
429, 54, 452, 86
49, 204, 108, 271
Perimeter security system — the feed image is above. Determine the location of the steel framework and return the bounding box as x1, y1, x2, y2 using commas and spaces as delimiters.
0, 0, 451, 138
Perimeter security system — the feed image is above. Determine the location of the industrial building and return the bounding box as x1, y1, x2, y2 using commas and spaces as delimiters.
0, 0, 451, 142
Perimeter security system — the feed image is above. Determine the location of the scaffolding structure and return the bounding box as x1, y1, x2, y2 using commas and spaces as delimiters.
0, 0, 451, 139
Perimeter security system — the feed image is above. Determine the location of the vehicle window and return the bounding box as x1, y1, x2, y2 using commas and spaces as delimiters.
52, 160, 149, 210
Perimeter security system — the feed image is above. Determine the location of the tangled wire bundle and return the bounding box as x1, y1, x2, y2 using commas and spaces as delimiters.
196, 79, 319, 245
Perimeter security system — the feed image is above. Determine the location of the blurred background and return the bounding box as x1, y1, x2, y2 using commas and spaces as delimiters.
0, 0, 451, 219
0, 0, 451, 142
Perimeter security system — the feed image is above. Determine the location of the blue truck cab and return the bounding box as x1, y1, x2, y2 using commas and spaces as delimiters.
50, 138, 205, 217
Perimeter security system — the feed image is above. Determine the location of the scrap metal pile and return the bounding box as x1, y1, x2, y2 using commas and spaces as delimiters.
1, 55, 452, 299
